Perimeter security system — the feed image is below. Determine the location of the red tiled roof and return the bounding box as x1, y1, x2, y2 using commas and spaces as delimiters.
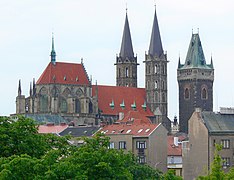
117, 111, 152, 125
38, 124, 68, 134
101, 123, 159, 137
167, 135, 186, 156
100, 111, 158, 136
92, 85, 154, 117
37, 62, 90, 85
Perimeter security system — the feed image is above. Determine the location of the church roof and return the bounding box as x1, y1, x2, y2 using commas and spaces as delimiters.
178, 33, 213, 70
148, 9, 163, 57
92, 85, 154, 117
37, 62, 90, 85
119, 13, 134, 59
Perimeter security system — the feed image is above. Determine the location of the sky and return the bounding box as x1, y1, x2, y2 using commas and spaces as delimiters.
0, 0, 234, 121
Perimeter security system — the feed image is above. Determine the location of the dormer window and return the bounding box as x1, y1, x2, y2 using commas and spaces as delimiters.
64, 76, 66, 81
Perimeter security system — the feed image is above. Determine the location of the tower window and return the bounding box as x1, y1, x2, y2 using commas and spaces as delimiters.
147, 80, 150, 89
155, 81, 158, 89
126, 67, 129, 77
154, 65, 158, 74
162, 93, 166, 102
162, 64, 165, 74
202, 87, 208, 99
118, 68, 121, 77
162, 81, 165, 90
184, 88, 190, 100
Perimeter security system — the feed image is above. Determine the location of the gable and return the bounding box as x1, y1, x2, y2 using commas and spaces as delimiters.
37, 62, 90, 85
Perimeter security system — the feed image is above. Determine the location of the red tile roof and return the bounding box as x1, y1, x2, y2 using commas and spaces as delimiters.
167, 135, 186, 156
92, 85, 154, 117
38, 124, 68, 134
100, 111, 158, 136
37, 62, 90, 85
117, 111, 152, 125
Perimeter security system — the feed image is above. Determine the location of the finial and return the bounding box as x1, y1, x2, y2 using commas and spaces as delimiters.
51, 32, 56, 64
154, 0, 156, 10
197, 28, 199, 34
126, 2, 128, 14
18, 79, 22, 96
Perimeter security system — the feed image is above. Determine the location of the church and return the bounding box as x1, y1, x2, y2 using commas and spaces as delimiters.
15, 6, 214, 133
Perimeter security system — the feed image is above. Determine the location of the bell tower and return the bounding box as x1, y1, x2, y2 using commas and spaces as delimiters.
115, 11, 139, 87
144, 7, 169, 129
177, 33, 214, 133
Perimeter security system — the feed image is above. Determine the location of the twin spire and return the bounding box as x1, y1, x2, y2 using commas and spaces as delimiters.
119, 7, 163, 59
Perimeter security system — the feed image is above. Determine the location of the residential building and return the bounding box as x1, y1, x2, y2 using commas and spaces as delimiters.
177, 33, 214, 133
183, 108, 234, 180
99, 111, 168, 173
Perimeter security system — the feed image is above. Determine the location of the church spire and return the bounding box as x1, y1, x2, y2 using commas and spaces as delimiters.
50, 33, 56, 64
18, 79, 22, 96
119, 11, 134, 59
149, 7, 163, 57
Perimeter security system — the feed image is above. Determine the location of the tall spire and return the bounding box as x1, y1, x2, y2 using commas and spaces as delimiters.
119, 11, 134, 59
50, 33, 56, 64
149, 7, 163, 57
18, 79, 22, 96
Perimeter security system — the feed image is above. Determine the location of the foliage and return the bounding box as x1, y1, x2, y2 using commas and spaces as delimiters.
163, 169, 183, 180
0, 116, 181, 179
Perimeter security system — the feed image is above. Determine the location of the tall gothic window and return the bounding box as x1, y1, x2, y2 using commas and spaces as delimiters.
40, 95, 48, 112
126, 67, 129, 77
162, 93, 166, 102
118, 68, 121, 78
60, 98, 67, 113
75, 99, 81, 113
184, 88, 190, 100
202, 88, 208, 99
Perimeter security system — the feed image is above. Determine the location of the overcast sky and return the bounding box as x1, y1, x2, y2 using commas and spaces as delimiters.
1, 0, 234, 121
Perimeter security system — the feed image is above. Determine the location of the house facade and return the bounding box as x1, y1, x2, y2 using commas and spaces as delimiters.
183, 108, 234, 180
99, 111, 168, 173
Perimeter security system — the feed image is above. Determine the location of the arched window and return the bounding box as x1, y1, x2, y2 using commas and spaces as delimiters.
118, 68, 121, 78
126, 67, 129, 77
147, 80, 150, 89
162, 64, 165, 74
162, 81, 165, 90
40, 95, 48, 112
89, 101, 93, 113
154, 92, 158, 102
184, 88, 190, 100
155, 65, 158, 74
155, 81, 158, 89
162, 93, 166, 102
60, 98, 67, 113
75, 99, 81, 113
202, 88, 208, 99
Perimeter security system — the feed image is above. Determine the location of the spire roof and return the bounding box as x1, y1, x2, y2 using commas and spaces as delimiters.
149, 8, 163, 57
119, 12, 134, 59
50, 34, 56, 64
179, 33, 213, 69
18, 79, 22, 96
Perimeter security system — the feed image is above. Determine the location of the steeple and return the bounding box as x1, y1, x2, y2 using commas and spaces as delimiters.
210, 55, 214, 69
180, 33, 212, 69
18, 79, 22, 96
149, 7, 163, 57
119, 12, 134, 59
50, 33, 56, 64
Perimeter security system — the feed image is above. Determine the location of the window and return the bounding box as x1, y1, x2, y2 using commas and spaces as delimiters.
118, 68, 121, 77
40, 95, 48, 112
119, 141, 126, 149
75, 99, 81, 113
109, 142, 115, 149
60, 98, 67, 113
202, 87, 207, 99
222, 157, 230, 168
162, 93, 166, 102
126, 67, 129, 77
137, 156, 146, 164
154, 65, 158, 74
155, 81, 158, 89
221, 139, 230, 149
184, 88, 190, 100
136, 141, 147, 149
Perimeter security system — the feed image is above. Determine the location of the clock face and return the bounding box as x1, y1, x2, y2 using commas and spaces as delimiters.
76, 88, 83, 97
